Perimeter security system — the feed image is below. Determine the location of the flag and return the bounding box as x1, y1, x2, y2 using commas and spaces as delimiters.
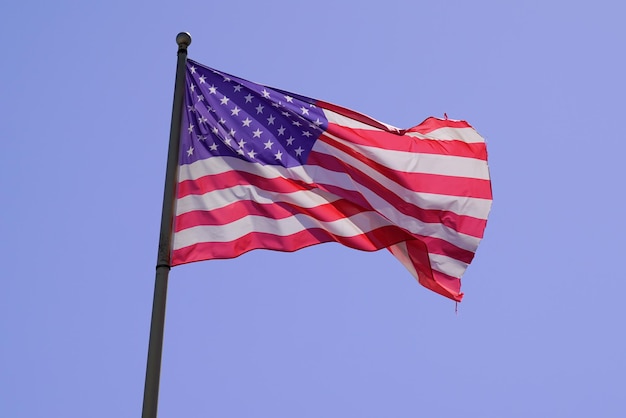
171, 59, 492, 302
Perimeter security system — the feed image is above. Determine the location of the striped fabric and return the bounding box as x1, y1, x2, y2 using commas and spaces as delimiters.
171, 59, 492, 301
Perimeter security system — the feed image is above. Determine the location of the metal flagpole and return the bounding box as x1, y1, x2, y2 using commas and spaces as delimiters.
141, 32, 191, 418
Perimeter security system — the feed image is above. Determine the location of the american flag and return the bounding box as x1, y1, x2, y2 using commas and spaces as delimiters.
171, 59, 492, 302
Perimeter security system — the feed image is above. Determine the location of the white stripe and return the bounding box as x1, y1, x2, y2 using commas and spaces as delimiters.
322, 108, 401, 133
176, 183, 341, 216
429, 253, 468, 279
178, 155, 291, 182
405, 127, 485, 144
173, 211, 392, 251
323, 130, 490, 180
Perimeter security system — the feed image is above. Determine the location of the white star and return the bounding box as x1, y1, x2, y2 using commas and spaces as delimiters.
229, 128, 236, 137
247, 149, 257, 159
312, 118, 323, 127
302, 131, 312, 137
231, 106, 241, 116
272, 102, 281, 108
197, 95, 204, 102
294, 147, 304, 156
224, 137, 232, 146
199, 75, 206, 84
220, 96, 230, 105
198, 135, 206, 141
187, 146, 194, 156
238, 139, 246, 148
282, 111, 291, 117
188, 124, 194, 133
255, 104, 264, 114
187, 105, 196, 112
208, 85, 217, 94
274, 150, 283, 160
284, 95, 293, 103
263, 139, 274, 149
242, 117, 252, 127
199, 115, 208, 124
219, 118, 226, 124
252, 128, 263, 138
292, 120, 302, 127
300, 106, 309, 115
209, 143, 218, 151
267, 114, 276, 125
233, 84, 242, 92
261, 89, 271, 98
244, 93, 254, 103
211, 126, 219, 134
190, 66, 196, 74
190, 84, 196, 92
286, 136, 295, 145
236, 148, 245, 155
277, 126, 285, 136
222, 75, 231, 82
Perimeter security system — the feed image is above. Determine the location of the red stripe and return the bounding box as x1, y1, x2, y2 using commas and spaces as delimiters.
177, 169, 313, 199
307, 150, 488, 238
325, 123, 487, 160
317, 133, 491, 199
416, 235, 475, 265
430, 270, 464, 300
407, 117, 474, 134
417, 269, 463, 302
172, 224, 418, 266
175, 196, 368, 232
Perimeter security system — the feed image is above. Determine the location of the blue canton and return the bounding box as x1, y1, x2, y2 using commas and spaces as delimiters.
180, 60, 329, 168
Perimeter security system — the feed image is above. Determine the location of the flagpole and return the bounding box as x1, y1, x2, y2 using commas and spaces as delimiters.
142, 32, 191, 418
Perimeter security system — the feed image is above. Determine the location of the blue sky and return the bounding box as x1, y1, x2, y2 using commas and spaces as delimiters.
2, 1, 625, 417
